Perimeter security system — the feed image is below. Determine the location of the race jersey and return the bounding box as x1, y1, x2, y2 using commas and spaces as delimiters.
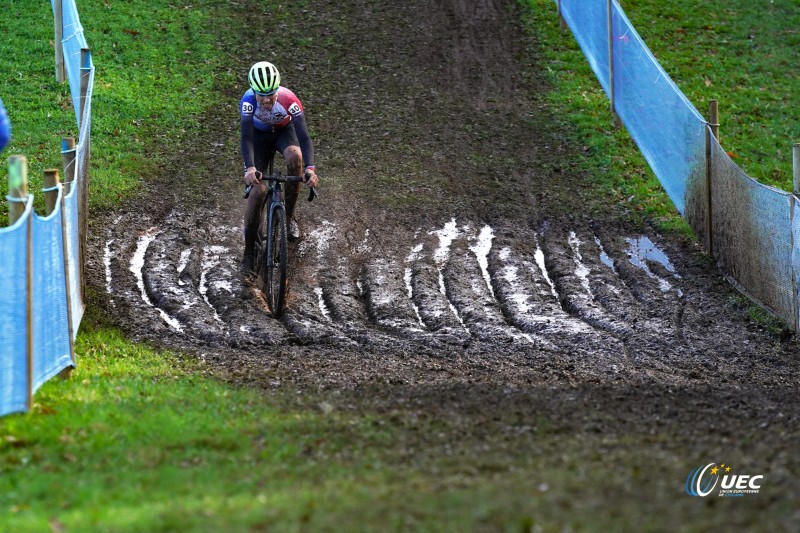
239, 86, 315, 171
239, 87, 304, 132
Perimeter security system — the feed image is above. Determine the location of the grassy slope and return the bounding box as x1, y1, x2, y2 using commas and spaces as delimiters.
1, 0, 797, 530
524, 0, 800, 233
0, 0, 228, 224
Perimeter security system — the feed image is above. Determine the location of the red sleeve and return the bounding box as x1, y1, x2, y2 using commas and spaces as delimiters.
277, 88, 304, 116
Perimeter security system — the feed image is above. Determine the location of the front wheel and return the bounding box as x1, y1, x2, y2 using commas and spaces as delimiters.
263, 205, 288, 317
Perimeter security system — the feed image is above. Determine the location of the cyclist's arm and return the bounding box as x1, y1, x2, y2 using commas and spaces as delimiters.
292, 112, 315, 172
240, 114, 256, 171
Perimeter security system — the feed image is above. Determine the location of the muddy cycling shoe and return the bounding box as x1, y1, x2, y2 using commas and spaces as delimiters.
240, 250, 255, 276
287, 218, 302, 242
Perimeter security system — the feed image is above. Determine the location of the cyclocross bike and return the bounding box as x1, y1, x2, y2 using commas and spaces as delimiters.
244, 156, 317, 317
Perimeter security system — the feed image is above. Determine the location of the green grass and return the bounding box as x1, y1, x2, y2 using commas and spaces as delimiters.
2, 318, 791, 530
523, 0, 800, 234
0, 0, 232, 225
621, 0, 800, 190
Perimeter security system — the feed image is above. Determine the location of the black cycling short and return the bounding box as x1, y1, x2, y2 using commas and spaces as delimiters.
253, 123, 300, 171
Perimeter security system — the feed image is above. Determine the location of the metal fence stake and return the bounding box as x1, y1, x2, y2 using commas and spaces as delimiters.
705, 100, 719, 257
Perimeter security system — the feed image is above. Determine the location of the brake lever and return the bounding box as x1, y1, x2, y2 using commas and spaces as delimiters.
243, 171, 263, 199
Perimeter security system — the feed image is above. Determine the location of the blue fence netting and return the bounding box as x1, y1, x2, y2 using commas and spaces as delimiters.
0, 199, 33, 417
555, 0, 800, 329
610, 4, 706, 214
0, 0, 93, 417
32, 187, 74, 392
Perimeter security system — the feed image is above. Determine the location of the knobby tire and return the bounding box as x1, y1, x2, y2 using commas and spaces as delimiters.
264, 204, 288, 317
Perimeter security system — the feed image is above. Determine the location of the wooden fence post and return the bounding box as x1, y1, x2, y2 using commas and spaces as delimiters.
44, 169, 60, 216
705, 99, 719, 257
61, 137, 76, 195
54, 0, 65, 83
7, 155, 28, 225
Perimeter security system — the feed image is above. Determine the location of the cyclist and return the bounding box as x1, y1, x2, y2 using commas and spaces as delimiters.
240, 61, 319, 273
0, 96, 10, 153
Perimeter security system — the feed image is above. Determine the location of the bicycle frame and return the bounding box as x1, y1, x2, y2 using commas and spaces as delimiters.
244, 155, 317, 316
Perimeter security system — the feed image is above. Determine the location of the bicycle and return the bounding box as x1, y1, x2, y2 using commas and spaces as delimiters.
244, 157, 317, 317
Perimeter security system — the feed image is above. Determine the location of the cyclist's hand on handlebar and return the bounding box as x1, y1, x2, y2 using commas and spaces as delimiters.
303, 169, 319, 188
244, 167, 261, 186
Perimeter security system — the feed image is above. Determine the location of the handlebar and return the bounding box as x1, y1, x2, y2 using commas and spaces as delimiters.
243, 171, 318, 201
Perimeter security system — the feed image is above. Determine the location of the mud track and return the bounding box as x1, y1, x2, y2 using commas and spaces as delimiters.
86, 0, 799, 499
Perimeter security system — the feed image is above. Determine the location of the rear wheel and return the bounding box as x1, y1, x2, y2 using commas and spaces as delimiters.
264, 205, 288, 317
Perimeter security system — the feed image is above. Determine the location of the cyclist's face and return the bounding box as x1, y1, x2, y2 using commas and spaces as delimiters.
256, 92, 277, 108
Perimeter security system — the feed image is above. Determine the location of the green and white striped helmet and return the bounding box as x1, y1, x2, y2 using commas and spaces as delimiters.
248, 61, 281, 95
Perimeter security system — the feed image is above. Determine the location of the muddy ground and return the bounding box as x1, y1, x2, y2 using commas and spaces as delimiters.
86, 0, 799, 522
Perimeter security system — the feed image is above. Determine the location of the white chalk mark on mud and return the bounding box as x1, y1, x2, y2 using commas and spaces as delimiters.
569, 231, 592, 296
498, 250, 532, 314
199, 245, 227, 324
404, 243, 426, 328
315, 287, 332, 321
104, 239, 114, 295
431, 219, 470, 334
177, 248, 192, 285
470, 225, 496, 299
130, 228, 184, 332
533, 236, 558, 297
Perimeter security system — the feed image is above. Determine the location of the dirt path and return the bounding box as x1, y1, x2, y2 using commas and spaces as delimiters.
86, 0, 800, 509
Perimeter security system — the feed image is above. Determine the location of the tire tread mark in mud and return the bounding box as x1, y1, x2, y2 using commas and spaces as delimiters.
362, 257, 425, 332
203, 252, 290, 347
601, 233, 685, 337
487, 233, 600, 347
142, 234, 221, 339
443, 238, 528, 345
540, 226, 631, 337
408, 233, 471, 343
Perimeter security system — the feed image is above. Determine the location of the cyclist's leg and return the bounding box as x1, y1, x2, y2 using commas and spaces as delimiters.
275, 124, 303, 223
243, 130, 278, 271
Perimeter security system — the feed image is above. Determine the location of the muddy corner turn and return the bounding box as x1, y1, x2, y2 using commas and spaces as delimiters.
86, 0, 799, 503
